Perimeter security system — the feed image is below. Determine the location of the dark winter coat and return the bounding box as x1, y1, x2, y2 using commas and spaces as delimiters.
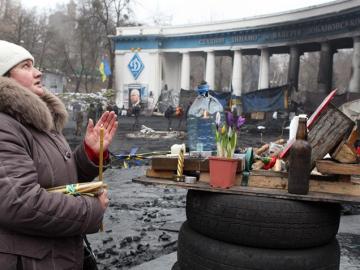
0, 77, 104, 270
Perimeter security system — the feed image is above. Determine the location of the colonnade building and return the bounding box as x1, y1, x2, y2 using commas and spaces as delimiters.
113, 0, 360, 110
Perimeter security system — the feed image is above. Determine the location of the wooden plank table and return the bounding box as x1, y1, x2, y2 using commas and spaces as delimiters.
133, 175, 360, 204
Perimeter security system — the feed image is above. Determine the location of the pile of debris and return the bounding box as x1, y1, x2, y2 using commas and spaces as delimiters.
126, 125, 185, 140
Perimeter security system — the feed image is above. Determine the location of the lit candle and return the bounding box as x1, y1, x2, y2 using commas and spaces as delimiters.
99, 126, 104, 182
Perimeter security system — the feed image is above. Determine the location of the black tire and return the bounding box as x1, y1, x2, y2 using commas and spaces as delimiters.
178, 221, 340, 270
171, 262, 180, 270
186, 190, 340, 249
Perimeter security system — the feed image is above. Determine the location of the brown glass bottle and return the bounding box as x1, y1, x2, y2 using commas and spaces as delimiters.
288, 117, 312, 194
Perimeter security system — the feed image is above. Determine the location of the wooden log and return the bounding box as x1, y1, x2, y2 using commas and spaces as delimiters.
274, 138, 286, 145
331, 127, 359, 163
252, 160, 264, 170
255, 144, 269, 155
316, 160, 360, 175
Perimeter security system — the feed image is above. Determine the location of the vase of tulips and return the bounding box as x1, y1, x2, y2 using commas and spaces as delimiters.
208, 110, 245, 188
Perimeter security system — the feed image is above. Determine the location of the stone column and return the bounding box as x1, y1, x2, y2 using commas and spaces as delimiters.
287, 46, 300, 91
258, 48, 270, 89
349, 36, 360, 93
205, 50, 215, 89
318, 42, 333, 94
232, 49, 243, 96
180, 51, 190, 90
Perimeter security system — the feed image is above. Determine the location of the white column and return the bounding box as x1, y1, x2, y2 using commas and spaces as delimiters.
205, 51, 215, 89
232, 49, 242, 96
180, 51, 190, 90
349, 36, 360, 93
115, 52, 125, 108
154, 52, 162, 104
147, 51, 162, 106
258, 48, 270, 89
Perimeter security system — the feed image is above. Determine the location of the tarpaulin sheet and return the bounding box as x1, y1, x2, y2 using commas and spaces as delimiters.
242, 86, 288, 113
209, 90, 231, 109
179, 89, 231, 110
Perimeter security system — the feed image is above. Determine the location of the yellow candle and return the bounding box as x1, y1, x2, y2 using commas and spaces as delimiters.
99, 126, 104, 182
177, 148, 184, 178
99, 125, 105, 232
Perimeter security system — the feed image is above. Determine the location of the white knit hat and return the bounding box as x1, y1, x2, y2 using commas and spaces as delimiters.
0, 40, 34, 76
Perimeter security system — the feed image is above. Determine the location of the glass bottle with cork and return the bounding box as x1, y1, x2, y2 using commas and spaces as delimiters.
288, 116, 312, 194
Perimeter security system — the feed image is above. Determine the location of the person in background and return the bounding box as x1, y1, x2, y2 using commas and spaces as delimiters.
87, 103, 97, 123
106, 103, 113, 112
75, 109, 84, 136
96, 102, 103, 122
176, 105, 185, 130
0, 40, 118, 269
112, 103, 119, 116
120, 104, 127, 116
72, 101, 81, 121
130, 88, 141, 130
146, 91, 155, 115
164, 105, 175, 131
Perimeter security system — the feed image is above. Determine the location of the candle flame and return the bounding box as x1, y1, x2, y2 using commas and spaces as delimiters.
203, 110, 209, 119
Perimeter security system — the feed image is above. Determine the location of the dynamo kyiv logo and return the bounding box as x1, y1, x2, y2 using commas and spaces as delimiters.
128, 53, 144, 80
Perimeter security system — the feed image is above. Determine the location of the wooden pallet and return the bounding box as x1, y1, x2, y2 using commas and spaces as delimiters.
151, 156, 244, 172
147, 169, 360, 197
133, 175, 360, 204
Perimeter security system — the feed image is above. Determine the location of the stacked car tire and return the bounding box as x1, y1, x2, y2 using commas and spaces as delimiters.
173, 190, 341, 270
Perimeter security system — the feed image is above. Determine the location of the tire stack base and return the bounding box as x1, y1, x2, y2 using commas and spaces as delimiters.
176, 190, 341, 270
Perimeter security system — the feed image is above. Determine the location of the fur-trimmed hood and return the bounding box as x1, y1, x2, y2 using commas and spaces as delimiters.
0, 77, 68, 132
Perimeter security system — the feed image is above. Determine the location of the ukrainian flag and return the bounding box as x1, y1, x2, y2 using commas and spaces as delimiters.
99, 57, 112, 82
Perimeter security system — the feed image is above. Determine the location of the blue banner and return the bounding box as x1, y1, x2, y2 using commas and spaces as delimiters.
242, 86, 288, 113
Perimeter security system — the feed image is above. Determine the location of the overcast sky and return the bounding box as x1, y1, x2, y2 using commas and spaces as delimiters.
22, 0, 333, 25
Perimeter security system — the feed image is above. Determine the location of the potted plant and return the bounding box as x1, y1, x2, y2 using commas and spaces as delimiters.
209, 110, 245, 188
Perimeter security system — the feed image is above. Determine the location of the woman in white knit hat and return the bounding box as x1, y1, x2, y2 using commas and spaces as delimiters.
0, 40, 118, 269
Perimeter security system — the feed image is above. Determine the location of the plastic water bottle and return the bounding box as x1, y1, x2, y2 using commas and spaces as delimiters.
187, 82, 223, 152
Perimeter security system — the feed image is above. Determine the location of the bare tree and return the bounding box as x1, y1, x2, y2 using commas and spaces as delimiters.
242, 55, 259, 93
215, 56, 232, 91
269, 54, 289, 87
333, 49, 352, 94
88, 0, 132, 89
299, 52, 320, 92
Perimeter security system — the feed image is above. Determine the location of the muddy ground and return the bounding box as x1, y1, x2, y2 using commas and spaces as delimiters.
64, 114, 360, 270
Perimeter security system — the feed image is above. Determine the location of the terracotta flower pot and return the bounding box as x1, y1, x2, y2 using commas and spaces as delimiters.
208, 156, 238, 188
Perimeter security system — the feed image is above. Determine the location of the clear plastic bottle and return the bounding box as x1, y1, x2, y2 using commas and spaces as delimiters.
187, 82, 223, 152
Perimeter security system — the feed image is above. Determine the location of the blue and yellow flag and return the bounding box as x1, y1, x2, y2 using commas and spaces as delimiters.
99, 56, 112, 82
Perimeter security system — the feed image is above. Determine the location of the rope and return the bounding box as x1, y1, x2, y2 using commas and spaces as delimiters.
65, 184, 79, 195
